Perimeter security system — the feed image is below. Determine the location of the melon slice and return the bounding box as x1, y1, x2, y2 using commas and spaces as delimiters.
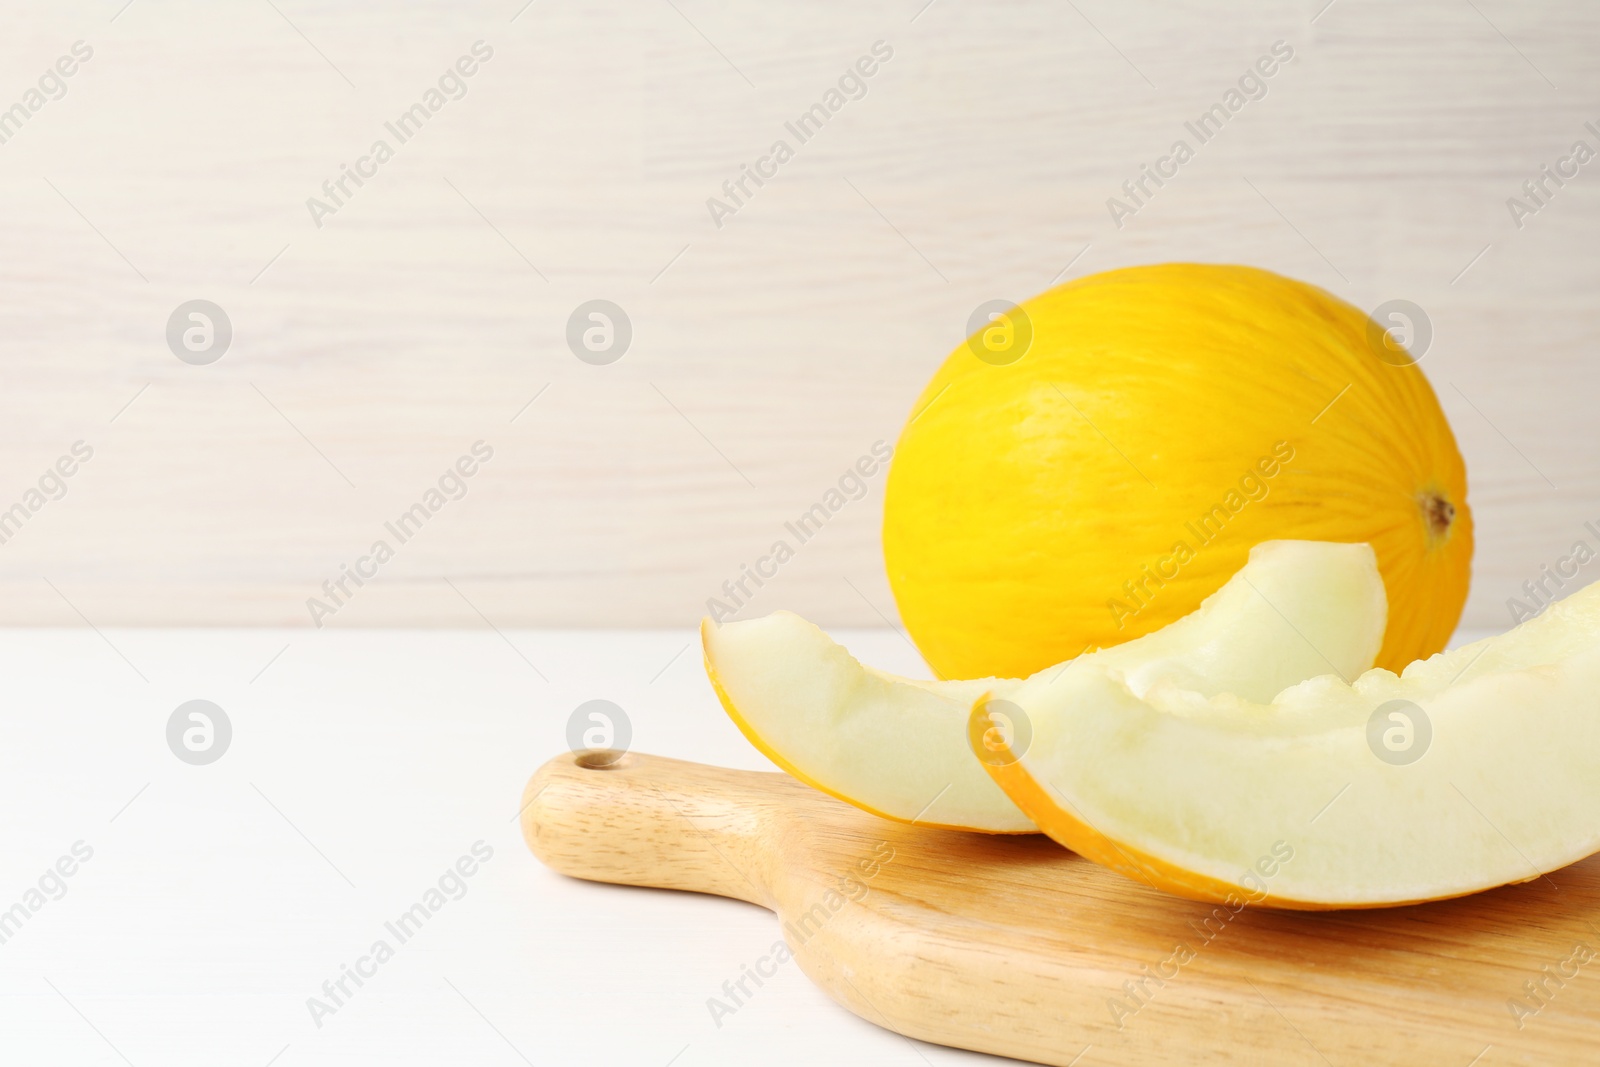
982, 574, 1600, 908
703, 540, 1387, 832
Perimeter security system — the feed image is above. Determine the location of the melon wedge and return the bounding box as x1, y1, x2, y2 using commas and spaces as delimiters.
982, 575, 1600, 908
703, 540, 1387, 832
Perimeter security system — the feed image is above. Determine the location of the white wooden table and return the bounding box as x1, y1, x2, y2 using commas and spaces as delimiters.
0, 626, 966, 1065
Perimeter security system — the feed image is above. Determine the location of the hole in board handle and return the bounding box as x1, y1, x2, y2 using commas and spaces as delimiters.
575, 749, 629, 770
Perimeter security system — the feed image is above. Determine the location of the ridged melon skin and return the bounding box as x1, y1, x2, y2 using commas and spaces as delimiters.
884, 262, 1471, 680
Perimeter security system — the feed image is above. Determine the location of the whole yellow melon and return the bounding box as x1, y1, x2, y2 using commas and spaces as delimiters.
883, 263, 1472, 680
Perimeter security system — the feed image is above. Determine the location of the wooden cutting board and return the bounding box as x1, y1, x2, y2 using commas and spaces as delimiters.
520, 751, 1600, 1066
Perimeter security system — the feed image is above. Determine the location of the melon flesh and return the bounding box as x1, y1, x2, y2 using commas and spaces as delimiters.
703, 540, 1387, 832
985, 573, 1600, 907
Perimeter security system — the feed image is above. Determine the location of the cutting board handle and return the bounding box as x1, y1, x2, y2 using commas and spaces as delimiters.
520, 751, 785, 908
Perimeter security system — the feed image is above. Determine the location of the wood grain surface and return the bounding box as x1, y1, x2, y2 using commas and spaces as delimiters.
523, 750, 1600, 1066
2, 0, 1597, 629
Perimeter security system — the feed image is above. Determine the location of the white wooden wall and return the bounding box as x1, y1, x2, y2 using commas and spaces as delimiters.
1, 0, 1595, 630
